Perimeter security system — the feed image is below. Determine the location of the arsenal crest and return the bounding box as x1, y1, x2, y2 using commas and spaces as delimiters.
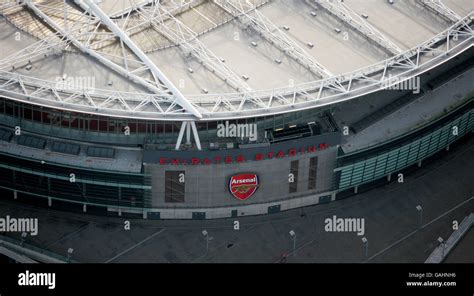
229, 173, 259, 201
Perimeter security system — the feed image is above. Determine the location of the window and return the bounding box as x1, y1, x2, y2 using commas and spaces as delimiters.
5, 102, 13, 115
40, 111, 49, 124
89, 119, 98, 131
308, 157, 318, 190
23, 107, 32, 120
128, 121, 137, 133
165, 171, 185, 203
70, 118, 79, 128
86, 146, 114, 158
137, 122, 146, 133
289, 160, 299, 193
99, 120, 108, 131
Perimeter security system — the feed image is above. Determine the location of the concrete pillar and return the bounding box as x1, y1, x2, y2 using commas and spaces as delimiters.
418, 160, 422, 168
446, 145, 450, 151
118, 208, 122, 217
13, 190, 17, 200
331, 192, 336, 201
83, 204, 87, 213
48, 197, 52, 207
387, 174, 392, 182
186, 122, 191, 145
143, 211, 148, 219
354, 186, 358, 194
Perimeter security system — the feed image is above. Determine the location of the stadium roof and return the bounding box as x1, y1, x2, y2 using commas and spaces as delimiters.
0, 0, 473, 120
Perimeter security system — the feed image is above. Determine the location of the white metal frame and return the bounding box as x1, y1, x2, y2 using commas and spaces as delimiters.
134, 1, 252, 92
175, 121, 202, 150
107, 0, 156, 19
417, 0, 461, 23
213, 0, 335, 80
0, 3, 472, 121
308, 0, 403, 56
0, 31, 72, 71
23, 0, 202, 118
75, 0, 202, 118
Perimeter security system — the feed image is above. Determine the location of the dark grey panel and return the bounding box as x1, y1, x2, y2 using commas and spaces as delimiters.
0, 129, 12, 142
86, 146, 115, 158
52, 141, 80, 155
17, 135, 46, 149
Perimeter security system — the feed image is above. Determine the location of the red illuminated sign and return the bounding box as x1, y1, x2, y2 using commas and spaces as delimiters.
158, 143, 329, 165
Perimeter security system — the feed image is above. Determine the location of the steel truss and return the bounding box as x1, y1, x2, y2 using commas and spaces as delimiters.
133, 1, 252, 92
213, 0, 336, 80
74, 0, 201, 118
118, 0, 202, 47
212, 0, 347, 109
126, 0, 271, 111
308, 0, 403, 56
108, 0, 156, 19
194, 13, 473, 117
22, 0, 202, 118
175, 121, 202, 150
0, 31, 72, 71
0, 4, 472, 121
417, 0, 461, 23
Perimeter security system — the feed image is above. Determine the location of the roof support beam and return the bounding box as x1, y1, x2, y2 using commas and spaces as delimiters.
0, 31, 70, 70
175, 121, 202, 150
213, 0, 334, 79
108, 0, 156, 19
23, 0, 199, 117
75, 0, 202, 118
135, 2, 252, 92
416, 0, 461, 23
308, 0, 403, 56
2, 2, 471, 119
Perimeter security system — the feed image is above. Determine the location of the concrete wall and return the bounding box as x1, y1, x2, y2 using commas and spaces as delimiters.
145, 146, 338, 208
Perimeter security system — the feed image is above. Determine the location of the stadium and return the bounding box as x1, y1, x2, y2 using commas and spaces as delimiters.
0, 0, 473, 220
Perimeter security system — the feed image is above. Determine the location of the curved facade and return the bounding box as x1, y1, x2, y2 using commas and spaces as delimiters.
1, 49, 473, 219
1, 0, 473, 219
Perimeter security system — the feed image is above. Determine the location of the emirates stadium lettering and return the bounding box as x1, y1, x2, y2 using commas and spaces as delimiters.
158, 143, 329, 165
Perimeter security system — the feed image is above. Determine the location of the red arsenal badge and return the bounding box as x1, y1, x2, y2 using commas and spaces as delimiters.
229, 173, 259, 201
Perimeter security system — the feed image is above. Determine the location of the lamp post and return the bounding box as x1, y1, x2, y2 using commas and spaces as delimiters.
202, 230, 212, 254
289, 230, 296, 257
67, 248, 74, 263
416, 205, 423, 228
437, 237, 447, 258
20, 232, 27, 246
362, 237, 368, 259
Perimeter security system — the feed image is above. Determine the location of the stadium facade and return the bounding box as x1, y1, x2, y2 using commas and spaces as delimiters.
0, 0, 473, 219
